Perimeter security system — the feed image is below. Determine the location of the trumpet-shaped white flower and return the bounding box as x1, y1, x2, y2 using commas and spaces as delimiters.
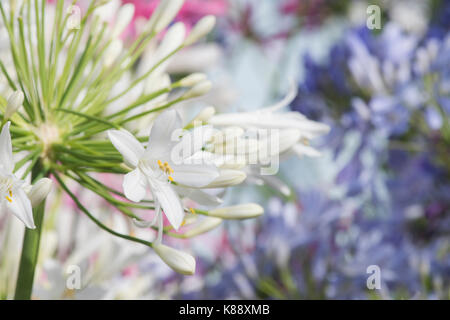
209, 84, 330, 158
209, 101, 330, 136
108, 110, 219, 236
0, 122, 35, 229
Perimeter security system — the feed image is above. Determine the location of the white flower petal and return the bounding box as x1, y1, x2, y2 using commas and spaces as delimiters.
278, 129, 302, 154
123, 169, 147, 202
148, 178, 184, 230
179, 125, 213, 156
146, 110, 182, 159
260, 81, 298, 113
292, 143, 322, 157
0, 122, 14, 173
7, 187, 35, 229
108, 129, 145, 167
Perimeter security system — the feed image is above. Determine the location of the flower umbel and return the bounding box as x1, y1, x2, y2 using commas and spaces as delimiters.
0, 0, 329, 284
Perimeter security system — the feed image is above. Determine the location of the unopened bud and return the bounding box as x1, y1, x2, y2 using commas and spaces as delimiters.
153, 0, 185, 33
182, 80, 212, 99
178, 73, 207, 87
153, 243, 196, 275
5, 91, 24, 120
28, 178, 53, 207
184, 15, 216, 46
112, 4, 135, 38
194, 106, 216, 122
104, 39, 123, 68
208, 203, 264, 220
205, 169, 246, 188
182, 217, 222, 238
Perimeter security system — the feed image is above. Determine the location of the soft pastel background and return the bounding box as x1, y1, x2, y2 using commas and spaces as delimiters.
1, 0, 449, 299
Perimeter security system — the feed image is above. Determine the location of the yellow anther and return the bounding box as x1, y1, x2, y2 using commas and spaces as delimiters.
181, 220, 186, 227
189, 208, 196, 214
168, 176, 174, 182
158, 160, 175, 175
9, 190, 12, 197
6, 196, 12, 203
157, 160, 164, 170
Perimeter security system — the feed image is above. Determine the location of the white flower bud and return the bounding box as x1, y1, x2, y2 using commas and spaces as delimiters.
28, 178, 53, 207
153, 0, 185, 33
193, 106, 216, 122
184, 15, 216, 46
208, 203, 264, 220
112, 4, 135, 38
178, 73, 207, 87
205, 169, 246, 188
182, 80, 212, 99
153, 243, 196, 275
156, 22, 186, 59
182, 217, 222, 238
5, 90, 24, 120
104, 39, 123, 68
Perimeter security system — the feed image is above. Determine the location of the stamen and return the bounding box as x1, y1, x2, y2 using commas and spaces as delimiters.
189, 208, 196, 214
157, 160, 175, 181
6, 196, 12, 203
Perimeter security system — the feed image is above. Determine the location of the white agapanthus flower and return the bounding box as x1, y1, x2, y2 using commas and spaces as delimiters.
108, 110, 219, 240
209, 85, 330, 157
0, 122, 35, 229
0, 0, 334, 286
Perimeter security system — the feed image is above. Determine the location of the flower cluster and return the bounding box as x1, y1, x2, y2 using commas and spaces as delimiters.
0, 0, 328, 299
158, 0, 450, 300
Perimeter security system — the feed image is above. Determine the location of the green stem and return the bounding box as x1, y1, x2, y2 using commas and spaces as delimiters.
14, 164, 46, 300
